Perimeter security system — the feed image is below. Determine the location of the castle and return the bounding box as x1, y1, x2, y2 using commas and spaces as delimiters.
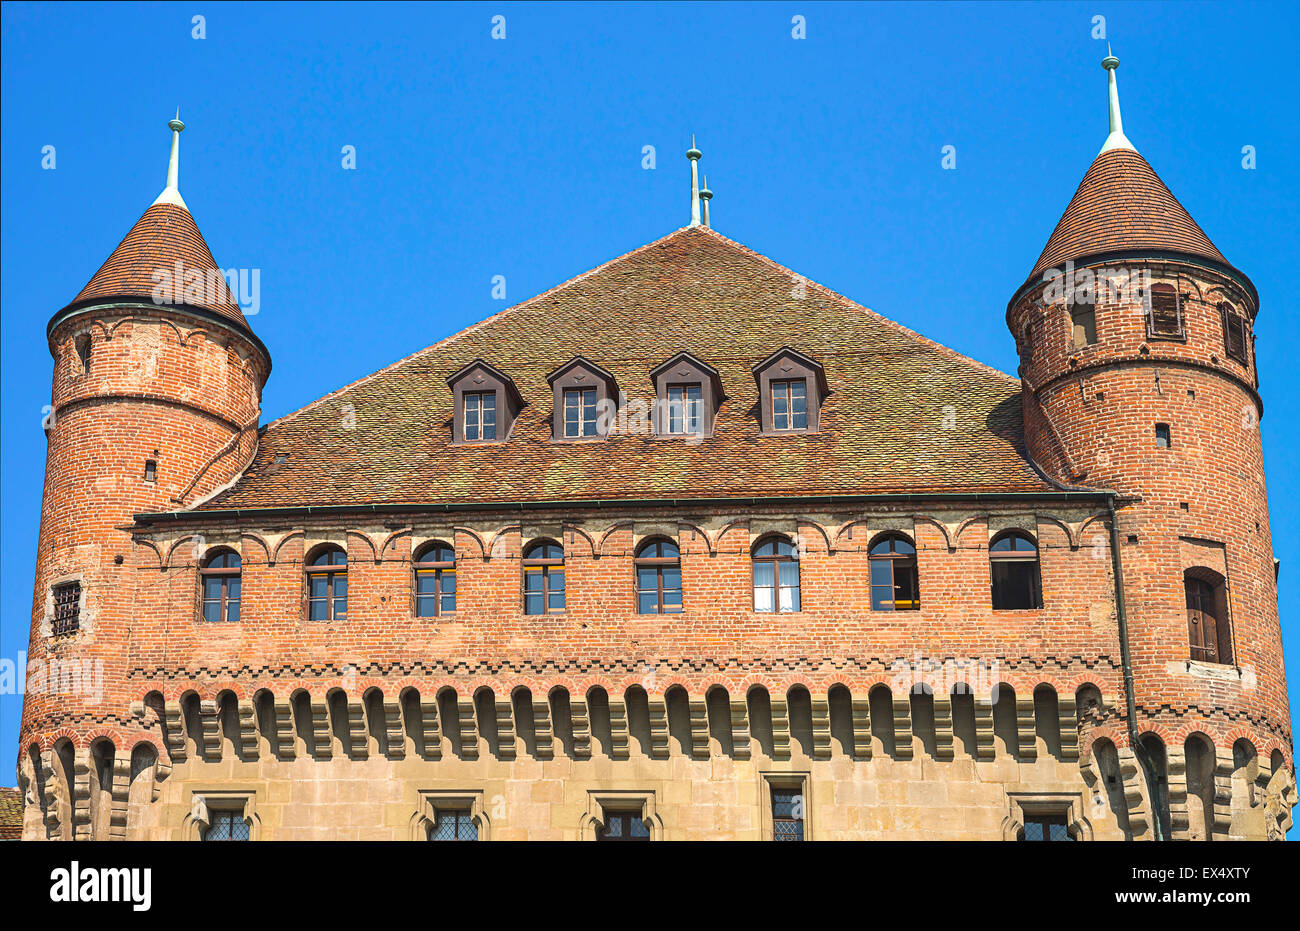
16, 54, 1295, 841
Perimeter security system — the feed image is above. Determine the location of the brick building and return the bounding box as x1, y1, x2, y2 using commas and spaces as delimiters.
16, 55, 1295, 841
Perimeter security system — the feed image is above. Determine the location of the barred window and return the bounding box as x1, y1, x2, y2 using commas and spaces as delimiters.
414, 542, 456, 617
200, 549, 241, 623
305, 546, 347, 622
1147, 284, 1184, 339
1220, 303, 1249, 366
428, 808, 477, 841
52, 581, 81, 636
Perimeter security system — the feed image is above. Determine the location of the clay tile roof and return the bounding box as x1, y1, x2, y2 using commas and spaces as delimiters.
1028, 148, 1229, 282
0, 787, 21, 840
193, 226, 1060, 513
65, 202, 250, 331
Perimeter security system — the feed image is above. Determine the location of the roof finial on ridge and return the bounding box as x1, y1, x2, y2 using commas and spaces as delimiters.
153, 109, 189, 209
700, 173, 712, 229
687, 135, 703, 227
1099, 47, 1136, 155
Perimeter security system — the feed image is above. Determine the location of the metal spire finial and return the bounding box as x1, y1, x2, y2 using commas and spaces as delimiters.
1099, 48, 1136, 155
153, 109, 189, 208
687, 135, 703, 227
699, 173, 712, 228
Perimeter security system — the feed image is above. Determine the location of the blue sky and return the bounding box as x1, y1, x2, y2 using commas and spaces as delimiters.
2, 2, 1296, 832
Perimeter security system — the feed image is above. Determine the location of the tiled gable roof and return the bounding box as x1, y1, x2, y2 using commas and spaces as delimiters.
66, 202, 251, 331
1028, 148, 1229, 281
197, 226, 1056, 512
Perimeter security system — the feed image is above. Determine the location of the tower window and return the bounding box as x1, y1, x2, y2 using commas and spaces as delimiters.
202, 805, 250, 841
1146, 284, 1185, 339
1069, 301, 1097, 348
463, 391, 497, 441
1155, 424, 1172, 448
523, 540, 564, 614
869, 533, 920, 611
1185, 569, 1232, 665
771, 787, 805, 841
143, 459, 157, 482
427, 808, 478, 841
989, 531, 1042, 610
305, 545, 348, 622
752, 536, 800, 613
52, 581, 81, 637
200, 549, 241, 623
597, 808, 650, 841
414, 542, 456, 617
635, 539, 682, 614
1020, 812, 1074, 841
74, 334, 92, 374
1220, 303, 1249, 366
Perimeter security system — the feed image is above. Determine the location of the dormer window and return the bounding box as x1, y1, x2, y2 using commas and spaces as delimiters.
547, 357, 618, 440
650, 352, 724, 438
446, 360, 523, 444
752, 347, 828, 435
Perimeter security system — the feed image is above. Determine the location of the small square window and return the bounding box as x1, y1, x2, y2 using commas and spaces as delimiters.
428, 808, 478, 841
1155, 424, 1171, 448
203, 805, 251, 841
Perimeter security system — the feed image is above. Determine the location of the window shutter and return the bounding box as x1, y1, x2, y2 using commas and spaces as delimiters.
1148, 286, 1182, 338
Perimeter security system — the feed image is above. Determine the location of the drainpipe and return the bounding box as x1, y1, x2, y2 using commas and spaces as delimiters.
1107, 496, 1164, 840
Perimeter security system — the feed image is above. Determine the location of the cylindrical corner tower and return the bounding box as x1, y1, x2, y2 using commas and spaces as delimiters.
1008, 53, 1292, 839
18, 117, 270, 839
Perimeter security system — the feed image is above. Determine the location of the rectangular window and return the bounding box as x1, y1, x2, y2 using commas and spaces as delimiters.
464, 392, 497, 441
563, 387, 599, 438
771, 787, 805, 841
1222, 308, 1249, 366
428, 808, 478, 841
203, 806, 250, 841
991, 561, 1041, 610
1147, 287, 1184, 338
1070, 302, 1097, 348
1020, 813, 1074, 841
1155, 423, 1171, 448
597, 809, 650, 841
52, 582, 81, 636
666, 384, 702, 434
771, 380, 808, 431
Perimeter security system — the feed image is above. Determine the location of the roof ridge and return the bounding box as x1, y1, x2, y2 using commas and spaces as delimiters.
695, 226, 1021, 386
263, 226, 702, 431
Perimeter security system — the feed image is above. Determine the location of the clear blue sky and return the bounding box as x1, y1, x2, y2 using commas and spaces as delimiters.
3, 2, 1296, 832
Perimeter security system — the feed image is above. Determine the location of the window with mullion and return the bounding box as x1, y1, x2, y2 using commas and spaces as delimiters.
666, 384, 702, 435
597, 810, 650, 841
752, 537, 800, 613
203, 808, 251, 841
869, 535, 919, 611
771, 379, 808, 431
989, 532, 1042, 610
464, 391, 497, 441
523, 541, 565, 614
563, 387, 599, 438
306, 547, 348, 621
635, 540, 682, 614
1021, 813, 1074, 841
428, 809, 478, 841
200, 550, 242, 623
414, 543, 456, 617
771, 787, 805, 841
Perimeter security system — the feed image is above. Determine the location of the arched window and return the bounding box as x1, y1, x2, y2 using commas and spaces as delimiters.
752, 536, 800, 613
990, 532, 1042, 610
414, 542, 456, 617
306, 545, 347, 622
635, 539, 682, 614
869, 534, 919, 611
1185, 568, 1232, 664
523, 541, 564, 615
200, 549, 241, 623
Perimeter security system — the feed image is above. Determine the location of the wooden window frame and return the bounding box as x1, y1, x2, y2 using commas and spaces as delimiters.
1185, 569, 1233, 666
414, 542, 456, 618
989, 531, 1043, 611
752, 347, 827, 435
463, 391, 497, 442
562, 386, 599, 438
199, 548, 242, 623
1220, 303, 1249, 367
634, 538, 683, 615
1146, 283, 1186, 340
869, 533, 920, 611
523, 540, 565, 615
650, 352, 724, 438
752, 535, 801, 613
305, 545, 348, 622
770, 378, 809, 432
665, 383, 704, 435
